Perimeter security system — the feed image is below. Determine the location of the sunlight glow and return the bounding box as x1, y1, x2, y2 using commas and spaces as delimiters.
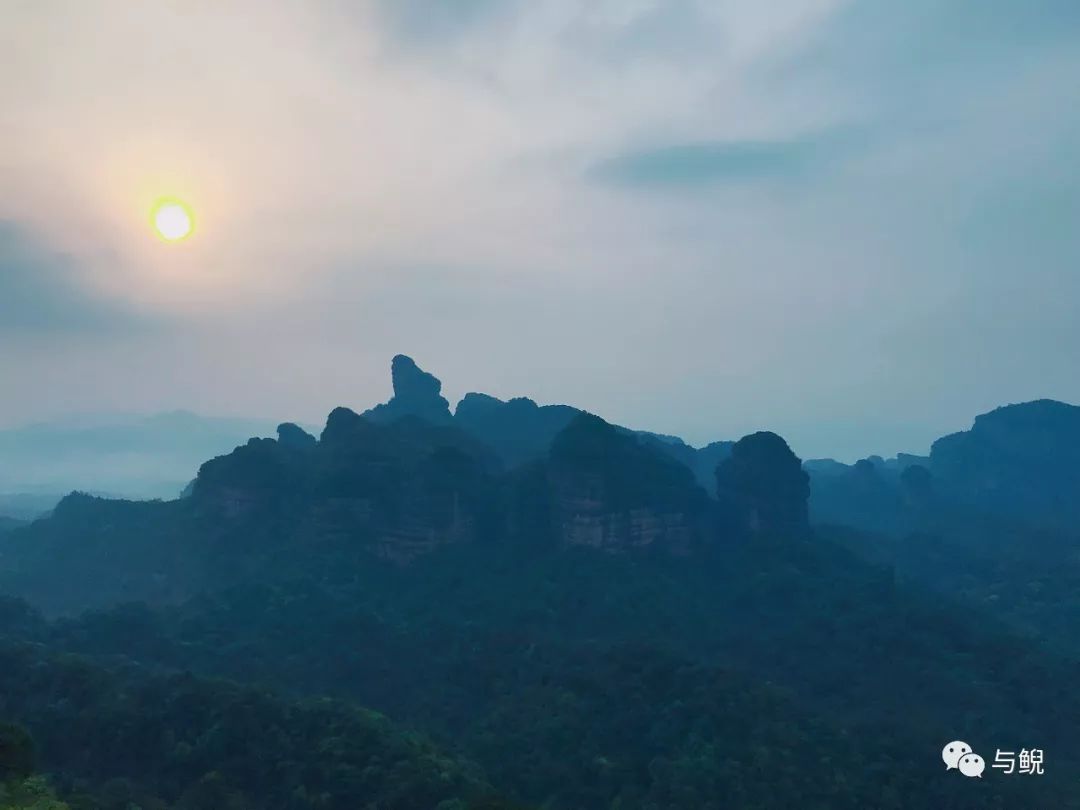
151, 198, 194, 241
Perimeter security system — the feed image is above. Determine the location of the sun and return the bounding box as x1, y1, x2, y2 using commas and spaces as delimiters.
151, 198, 194, 242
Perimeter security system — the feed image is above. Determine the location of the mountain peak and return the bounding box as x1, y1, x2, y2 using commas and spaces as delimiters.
363, 355, 453, 426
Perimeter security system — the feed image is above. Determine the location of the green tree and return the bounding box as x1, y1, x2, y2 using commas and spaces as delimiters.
0, 725, 33, 782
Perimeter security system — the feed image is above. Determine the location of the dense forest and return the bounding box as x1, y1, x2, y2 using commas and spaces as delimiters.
2, 357, 1079, 808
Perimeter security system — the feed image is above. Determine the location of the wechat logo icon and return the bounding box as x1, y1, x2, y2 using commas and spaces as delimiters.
942, 741, 985, 778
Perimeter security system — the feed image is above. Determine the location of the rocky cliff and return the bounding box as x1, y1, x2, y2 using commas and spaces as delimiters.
363, 355, 454, 426
546, 414, 707, 553
716, 431, 810, 538
194, 405, 500, 564
929, 399, 1080, 527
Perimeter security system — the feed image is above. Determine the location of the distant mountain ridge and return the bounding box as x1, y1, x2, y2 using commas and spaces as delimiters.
808, 398, 1080, 532
360, 356, 1080, 533
3, 355, 1076, 538
11, 354, 1075, 618
0, 357, 811, 614
0, 411, 283, 511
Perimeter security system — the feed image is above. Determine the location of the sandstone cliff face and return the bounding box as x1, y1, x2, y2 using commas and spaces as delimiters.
190, 404, 496, 564
303, 488, 478, 566
372, 493, 476, 564
554, 498, 695, 554
929, 399, 1080, 527
716, 431, 810, 539
193, 437, 309, 519
547, 416, 706, 554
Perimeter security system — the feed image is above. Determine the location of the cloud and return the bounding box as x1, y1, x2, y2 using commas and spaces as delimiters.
371, 0, 516, 43
818, 0, 1080, 70
0, 221, 143, 336
587, 129, 865, 189
0, 0, 1077, 460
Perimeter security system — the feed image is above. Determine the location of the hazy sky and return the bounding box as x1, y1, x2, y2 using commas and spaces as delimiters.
2, 0, 1078, 461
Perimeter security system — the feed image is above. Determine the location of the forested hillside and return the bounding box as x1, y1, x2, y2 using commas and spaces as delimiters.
2, 358, 1078, 808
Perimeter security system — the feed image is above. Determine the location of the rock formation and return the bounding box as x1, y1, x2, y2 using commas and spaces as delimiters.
546, 414, 707, 553
930, 399, 1080, 527
454, 392, 580, 465
363, 355, 453, 426
277, 422, 317, 450
716, 431, 810, 538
